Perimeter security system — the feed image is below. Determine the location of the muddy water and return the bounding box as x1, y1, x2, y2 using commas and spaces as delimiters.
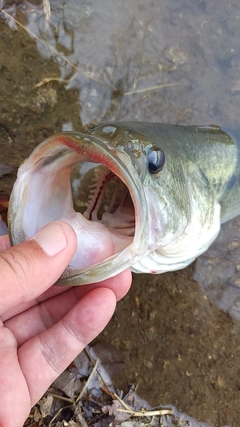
0, 1, 240, 426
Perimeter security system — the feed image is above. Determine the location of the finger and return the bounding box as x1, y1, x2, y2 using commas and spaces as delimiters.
1, 285, 70, 321
2, 268, 131, 321
43, 268, 132, 303
18, 287, 116, 407
4, 270, 132, 345
0, 326, 31, 427
0, 221, 77, 315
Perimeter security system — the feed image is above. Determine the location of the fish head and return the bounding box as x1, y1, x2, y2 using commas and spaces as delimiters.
114, 123, 221, 274
8, 123, 220, 284
88, 123, 221, 274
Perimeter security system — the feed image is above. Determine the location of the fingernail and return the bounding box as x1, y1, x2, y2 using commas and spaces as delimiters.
33, 222, 68, 256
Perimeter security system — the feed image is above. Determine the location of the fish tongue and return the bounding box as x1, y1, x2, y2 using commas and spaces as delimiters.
64, 212, 115, 270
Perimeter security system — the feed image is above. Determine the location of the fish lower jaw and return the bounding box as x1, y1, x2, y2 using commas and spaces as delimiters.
130, 244, 210, 274
59, 237, 146, 285
131, 225, 220, 274
131, 254, 196, 274
62, 212, 133, 270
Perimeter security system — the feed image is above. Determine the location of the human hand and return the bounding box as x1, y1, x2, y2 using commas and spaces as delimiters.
0, 221, 132, 427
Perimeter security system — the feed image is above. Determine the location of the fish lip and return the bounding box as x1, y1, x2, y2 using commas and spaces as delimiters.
56, 131, 149, 285
9, 131, 149, 285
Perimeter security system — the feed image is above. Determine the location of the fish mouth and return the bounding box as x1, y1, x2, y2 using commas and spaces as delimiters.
72, 164, 135, 235
8, 131, 148, 285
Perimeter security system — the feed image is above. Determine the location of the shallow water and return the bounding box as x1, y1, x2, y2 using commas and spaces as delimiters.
0, 1, 240, 425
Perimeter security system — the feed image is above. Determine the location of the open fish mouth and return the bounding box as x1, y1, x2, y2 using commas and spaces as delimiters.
71, 163, 135, 236
8, 131, 148, 285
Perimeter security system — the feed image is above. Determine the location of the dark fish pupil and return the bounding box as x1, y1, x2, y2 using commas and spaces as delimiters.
148, 147, 165, 174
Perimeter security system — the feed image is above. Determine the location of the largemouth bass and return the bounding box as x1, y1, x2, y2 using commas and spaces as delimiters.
8, 123, 240, 285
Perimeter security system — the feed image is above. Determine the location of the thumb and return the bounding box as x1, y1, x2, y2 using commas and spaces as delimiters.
0, 221, 77, 315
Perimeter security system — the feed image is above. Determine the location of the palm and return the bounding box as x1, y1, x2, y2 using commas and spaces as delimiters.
0, 234, 131, 427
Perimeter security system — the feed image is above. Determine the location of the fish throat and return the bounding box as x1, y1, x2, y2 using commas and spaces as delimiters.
71, 162, 135, 237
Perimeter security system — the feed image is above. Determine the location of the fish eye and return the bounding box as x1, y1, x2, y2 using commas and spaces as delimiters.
147, 147, 165, 175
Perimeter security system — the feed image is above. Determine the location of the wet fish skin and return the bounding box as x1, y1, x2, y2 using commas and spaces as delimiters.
105, 122, 239, 223
216, 126, 240, 222
8, 123, 240, 285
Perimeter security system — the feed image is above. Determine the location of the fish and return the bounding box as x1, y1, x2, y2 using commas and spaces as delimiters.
8, 122, 240, 285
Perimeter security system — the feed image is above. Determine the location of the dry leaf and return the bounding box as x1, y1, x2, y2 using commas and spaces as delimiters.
33, 406, 42, 422
91, 342, 124, 378
39, 394, 54, 417
53, 370, 82, 399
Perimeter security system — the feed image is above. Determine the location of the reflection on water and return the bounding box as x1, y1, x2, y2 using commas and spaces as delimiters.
2, 0, 240, 126
1, 0, 240, 426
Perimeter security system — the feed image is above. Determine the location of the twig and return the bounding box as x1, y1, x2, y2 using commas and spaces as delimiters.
85, 346, 115, 398
49, 393, 74, 403
124, 82, 185, 96
31, 72, 78, 90
48, 405, 72, 427
113, 393, 173, 417
75, 358, 99, 403
117, 408, 173, 417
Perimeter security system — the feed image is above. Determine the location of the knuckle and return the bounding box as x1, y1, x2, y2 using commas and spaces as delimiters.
39, 333, 61, 375
62, 318, 88, 347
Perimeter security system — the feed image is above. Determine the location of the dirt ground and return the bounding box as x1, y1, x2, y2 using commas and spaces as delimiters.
1, 1, 240, 426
